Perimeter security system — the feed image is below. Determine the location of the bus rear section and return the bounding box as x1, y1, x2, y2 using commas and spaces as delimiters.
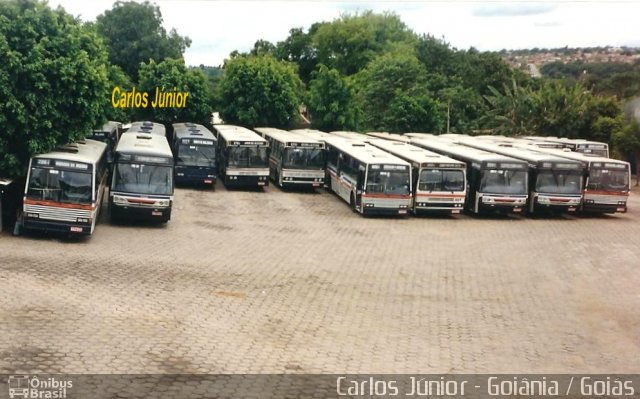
23, 140, 108, 235
214, 125, 270, 188
325, 138, 412, 216
173, 123, 218, 187
110, 133, 174, 223
255, 127, 325, 188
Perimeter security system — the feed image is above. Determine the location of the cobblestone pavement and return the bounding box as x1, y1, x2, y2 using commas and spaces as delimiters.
0, 184, 639, 374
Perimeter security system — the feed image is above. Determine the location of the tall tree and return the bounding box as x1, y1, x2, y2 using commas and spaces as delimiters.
217, 56, 303, 128
137, 59, 211, 127
95, 1, 191, 79
307, 65, 360, 131
0, 0, 110, 177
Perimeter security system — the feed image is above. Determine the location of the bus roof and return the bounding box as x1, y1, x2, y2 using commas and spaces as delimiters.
323, 137, 411, 167
213, 125, 268, 145
93, 121, 120, 133
407, 137, 527, 166
128, 121, 166, 136
366, 132, 411, 143
173, 123, 216, 141
449, 137, 583, 166
115, 132, 172, 158
289, 129, 333, 141
255, 127, 324, 146
329, 131, 369, 141
32, 139, 107, 165
521, 146, 629, 167
367, 139, 465, 167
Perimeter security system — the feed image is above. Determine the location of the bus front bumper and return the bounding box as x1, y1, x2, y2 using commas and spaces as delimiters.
478, 195, 527, 213
23, 217, 92, 235
534, 194, 581, 212
225, 175, 269, 187
582, 200, 627, 213
110, 203, 171, 222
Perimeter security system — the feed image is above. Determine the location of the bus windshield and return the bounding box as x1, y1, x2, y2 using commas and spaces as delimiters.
419, 169, 464, 192
587, 168, 629, 191
27, 167, 92, 204
177, 144, 216, 167
480, 169, 527, 194
536, 170, 582, 194
366, 166, 410, 195
283, 148, 324, 169
113, 162, 173, 195
228, 146, 268, 168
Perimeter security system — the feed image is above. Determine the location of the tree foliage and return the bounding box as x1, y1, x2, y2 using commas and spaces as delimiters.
0, 0, 110, 177
307, 65, 360, 131
137, 59, 211, 127
95, 1, 191, 80
217, 56, 303, 128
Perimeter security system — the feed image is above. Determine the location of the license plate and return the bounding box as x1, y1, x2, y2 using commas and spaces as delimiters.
568, 207, 576, 212
152, 211, 162, 216
617, 207, 625, 212
312, 183, 320, 187
452, 210, 461, 214
258, 182, 265, 186
70, 226, 83, 233
513, 208, 522, 212
398, 210, 407, 214
204, 179, 212, 184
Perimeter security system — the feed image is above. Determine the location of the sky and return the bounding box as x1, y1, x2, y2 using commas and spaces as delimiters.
48, 0, 640, 67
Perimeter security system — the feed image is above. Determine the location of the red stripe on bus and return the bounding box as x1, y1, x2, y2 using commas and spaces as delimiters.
417, 193, 465, 198
24, 199, 93, 210
126, 198, 157, 204
362, 193, 411, 199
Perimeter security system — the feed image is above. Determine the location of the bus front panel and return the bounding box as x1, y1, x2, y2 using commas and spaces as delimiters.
110, 156, 174, 222
414, 167, 466, 214
530, 165, 583, 213
175, 139, 217, 186
583, 164, 630, 213
362, 164, 412, 215
223, 145, 269, 187
279, 145, 325, 187
474, 164, 528, 213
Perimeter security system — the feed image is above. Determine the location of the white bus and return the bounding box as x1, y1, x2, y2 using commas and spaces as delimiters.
23, 139, 108, 235
522, 136, 610, 158
367, 138, 466, 214
450, 136, 584, 214
406, 136, 529, 214
523, 147, 630, 213
324, 137, 412, 215
213, 125, 269, 187
255, 127, 325, 188
110, 132, 174, 222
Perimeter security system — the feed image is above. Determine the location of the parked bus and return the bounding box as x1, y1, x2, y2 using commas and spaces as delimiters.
527, 137, 610, 158
367, 138, 466, 214
330, 130, 370, 141
451, 137, 584, 213
255, 127, 325, 188
172, 123, 218, 187
406, 137, 529, 214
522, 147, 630, 213
110, 132, 174, 222
88, 121, 121, 165
324, 137, 412, 215
366, 132, 412, 143
23, 139, 108, 235
128, 121, 166, 137
213, 125, 269, 187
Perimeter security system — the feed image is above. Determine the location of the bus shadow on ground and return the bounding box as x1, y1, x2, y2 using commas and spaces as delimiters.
273, 185, 323, 195
18, 229, 92, 244
222, 185, 266, 193
175, 183, 216, 191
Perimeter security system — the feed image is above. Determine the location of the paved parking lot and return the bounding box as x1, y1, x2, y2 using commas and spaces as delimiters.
1, 184, 639, 374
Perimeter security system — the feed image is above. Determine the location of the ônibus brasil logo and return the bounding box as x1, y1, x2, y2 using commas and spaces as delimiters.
7, 375, 72, 398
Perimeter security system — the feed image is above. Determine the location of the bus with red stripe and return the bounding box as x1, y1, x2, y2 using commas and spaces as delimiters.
323, 137, 412, 215
366, 138, 466, 214
23, 139, 109, 235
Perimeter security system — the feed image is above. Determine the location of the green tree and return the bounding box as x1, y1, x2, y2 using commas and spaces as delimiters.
218, 56, 303, 127
275, 26, 320, 84
137, 59, 211, 127
105, 64, 134, 123
307, 65, 360, 131
382, 91, 444, 133
0, 0, 110, 177
95, 1, 191, 79
612, 121, 640, 185
482, 79, 535, 135
249, 39, 276, 57
312, 11, 416, 76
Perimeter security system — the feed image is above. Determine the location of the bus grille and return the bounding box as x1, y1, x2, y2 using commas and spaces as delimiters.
25, 204, 92, 222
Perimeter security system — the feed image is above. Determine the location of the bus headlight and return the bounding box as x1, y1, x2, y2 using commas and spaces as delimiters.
113, 195, 127, 204
157, 199, 170, 207
399, 205, 408, 209
76, 217, 90, 224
